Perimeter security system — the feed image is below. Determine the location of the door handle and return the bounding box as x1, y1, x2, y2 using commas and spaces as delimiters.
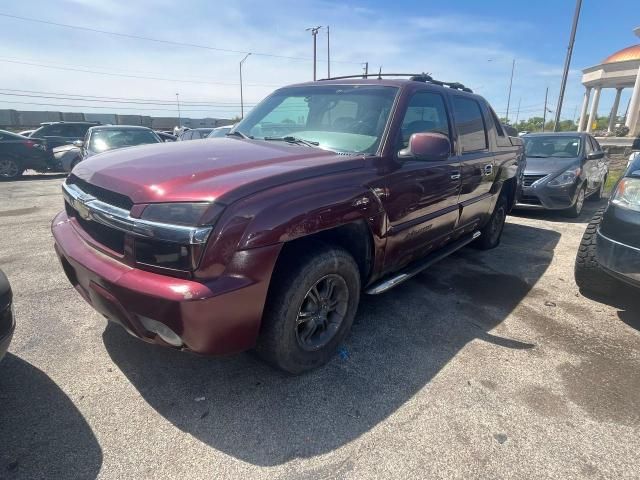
484, 164, 493, 176
450, 171, 461, 180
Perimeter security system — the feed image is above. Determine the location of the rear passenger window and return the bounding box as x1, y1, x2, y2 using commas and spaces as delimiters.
399, 91, 450, 148
452, 97, 488, 153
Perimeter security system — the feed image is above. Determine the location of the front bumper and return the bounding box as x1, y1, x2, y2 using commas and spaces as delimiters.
596, 229, 640, 288
515, 178, 579, 210
51, 211, 281, 355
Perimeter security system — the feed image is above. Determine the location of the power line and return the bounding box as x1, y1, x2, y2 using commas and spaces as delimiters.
0, 90, 259, 107
2, 100, 246, 112
0, 58, 281, 88
0, 54, 263, 84
0, 12, 362, 65
0, 87, 261, 104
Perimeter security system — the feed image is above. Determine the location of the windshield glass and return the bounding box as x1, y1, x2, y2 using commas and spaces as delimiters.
524, 136, 581, 158
234, 85, 398, 154
89, 129, 159, 153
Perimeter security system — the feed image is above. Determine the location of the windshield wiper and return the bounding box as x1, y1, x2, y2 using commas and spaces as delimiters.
226, 131, 252, 139
527, 155, 550, 158
263, 136, 320, 147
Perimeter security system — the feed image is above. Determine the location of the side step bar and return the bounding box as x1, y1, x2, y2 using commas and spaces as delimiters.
365, 231, 481, 295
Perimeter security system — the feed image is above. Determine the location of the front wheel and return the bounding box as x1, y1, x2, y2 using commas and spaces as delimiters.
474, 195, 507, 250
575, 209, 619, 296
256, 243, 361, 374
564, 185, 586, 218
0, 158, 23, 180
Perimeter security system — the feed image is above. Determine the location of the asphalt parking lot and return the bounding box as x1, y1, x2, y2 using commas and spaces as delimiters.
1, 174, 639, 479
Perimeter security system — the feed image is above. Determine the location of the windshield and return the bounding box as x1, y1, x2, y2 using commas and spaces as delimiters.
207, 127, 231, 138
233, 85, 398, 154
524, 136, 581, 158
89, 129, 160, 153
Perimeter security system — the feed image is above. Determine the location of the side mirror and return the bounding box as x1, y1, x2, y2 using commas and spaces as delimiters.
398, 132, 451, 161
587, 151, 604, 160
72, 140, 84, 148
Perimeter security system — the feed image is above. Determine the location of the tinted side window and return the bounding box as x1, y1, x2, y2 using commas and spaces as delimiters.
399, 91, 450, 148
488, 107, 505, 137
452, 97, 488, 153
181, 131, 192, 140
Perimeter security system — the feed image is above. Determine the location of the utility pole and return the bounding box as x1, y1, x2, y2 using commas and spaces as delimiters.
362, 62, 369, 78
239, 53, 251, 119
514, 98, 521, 126
572, 105, 578, 127
554, 0, 582, 131
542, 87, 549, 132
326, 25, 330, 78
175, 93, 181, 127
306, 26, 322, 80
505, 58, 515, 123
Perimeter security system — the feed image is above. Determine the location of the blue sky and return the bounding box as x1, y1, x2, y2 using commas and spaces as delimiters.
0, 0, 638, 121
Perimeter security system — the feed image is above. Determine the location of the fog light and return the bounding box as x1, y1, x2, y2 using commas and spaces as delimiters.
138, 316, 183, 347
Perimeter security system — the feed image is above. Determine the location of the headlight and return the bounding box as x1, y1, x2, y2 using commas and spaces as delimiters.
548, 167, 581, 187
611, 177, 640, 212
141, 202, 213, 226
136, 202, 224, 273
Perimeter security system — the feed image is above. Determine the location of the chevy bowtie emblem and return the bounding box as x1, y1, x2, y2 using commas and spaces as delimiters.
75, 200, 92, 221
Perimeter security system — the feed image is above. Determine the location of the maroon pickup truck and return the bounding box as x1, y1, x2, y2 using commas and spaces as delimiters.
52, 74, 524, 373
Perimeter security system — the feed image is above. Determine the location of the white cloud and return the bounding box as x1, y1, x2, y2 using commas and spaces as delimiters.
0, 0, 596, 121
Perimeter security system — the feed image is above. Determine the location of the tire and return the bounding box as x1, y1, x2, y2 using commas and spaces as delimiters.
256, 243, 361, 374
564, 185, 586, 218
574, 208, 619, 296
0, 157, 23, 180
474, 195, 507, 250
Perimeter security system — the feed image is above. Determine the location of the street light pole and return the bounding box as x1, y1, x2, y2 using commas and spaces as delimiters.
175, 93, 181, 127
239, 53, 251, 119
505, 58, 515, 123
306, 26, 322, 80
326, 25, 330, 78
554, 0, 582, 131
542, 87, 549, 132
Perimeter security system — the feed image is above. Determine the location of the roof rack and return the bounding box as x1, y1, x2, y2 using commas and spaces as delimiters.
318, 73, 473, 93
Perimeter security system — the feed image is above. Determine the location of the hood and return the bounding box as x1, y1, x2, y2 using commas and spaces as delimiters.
524, 156, 579, 176
72, 138, 363, 205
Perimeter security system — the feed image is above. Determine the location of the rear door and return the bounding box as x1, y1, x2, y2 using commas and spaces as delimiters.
378, 89, 462, 271
450, 95, 495, 229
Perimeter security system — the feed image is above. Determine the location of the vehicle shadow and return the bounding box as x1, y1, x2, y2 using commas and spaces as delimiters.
102, 222, 560, 466
511, 197, 607, 224
580, 283, 640, 332
0, 354, 102, 479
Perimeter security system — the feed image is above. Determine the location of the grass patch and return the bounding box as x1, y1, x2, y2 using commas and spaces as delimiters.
605, 169, 624, 195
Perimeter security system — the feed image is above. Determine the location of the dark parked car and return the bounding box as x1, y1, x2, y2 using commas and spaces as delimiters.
156, 131, 177, 142
178, 128, 214, 141
29, 121, 100, 152
516, 132, 609, 217
0, 129, 53, 180
52, 74, 523, 373
0, 269, 15, 363
575, 154, 640, 294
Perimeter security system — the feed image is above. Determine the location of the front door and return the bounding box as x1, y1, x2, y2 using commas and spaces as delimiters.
450, 95, 495, 229
377, 90, 461, 272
